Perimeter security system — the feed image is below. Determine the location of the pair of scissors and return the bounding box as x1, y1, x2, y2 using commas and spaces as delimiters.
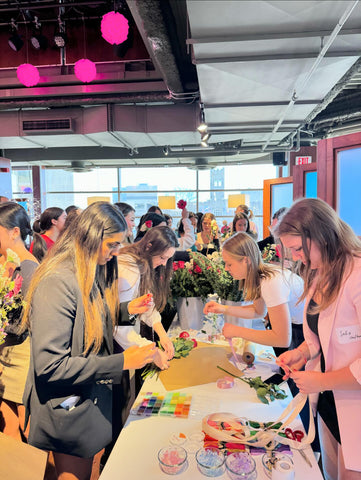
284, 428, 304, 442
284, 428, 313, 468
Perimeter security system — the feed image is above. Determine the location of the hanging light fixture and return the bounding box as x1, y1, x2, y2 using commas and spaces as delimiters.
54, 15, 67, 48
8, 18, 24, 51
197, 103, 208, 133
17, 64, 40, 87
74, 59, 97, 83
30, 16, 48, 50
201, 132, 211, 148
101, 11, 129, 45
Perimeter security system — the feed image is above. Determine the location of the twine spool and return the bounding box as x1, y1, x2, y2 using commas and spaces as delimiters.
271, 457, 294, 480
242, 341, 256, 365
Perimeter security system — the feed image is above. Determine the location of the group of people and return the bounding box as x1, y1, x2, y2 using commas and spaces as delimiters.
0, 197, 360, 480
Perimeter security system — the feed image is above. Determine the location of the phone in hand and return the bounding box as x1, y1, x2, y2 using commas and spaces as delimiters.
263, 371, 286, 386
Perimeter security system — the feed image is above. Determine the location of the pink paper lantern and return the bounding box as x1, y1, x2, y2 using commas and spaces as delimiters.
101, 11, 129, 45
74, 59, 97, 83
17, 63, 40, 87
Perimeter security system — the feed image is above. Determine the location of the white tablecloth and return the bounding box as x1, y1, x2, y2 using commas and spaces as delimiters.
100, 343, 323, 480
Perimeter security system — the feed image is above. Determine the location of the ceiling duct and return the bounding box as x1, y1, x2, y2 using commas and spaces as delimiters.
62, 161, 93, 173
22, 118, 74, 134
187, 158, 215, 170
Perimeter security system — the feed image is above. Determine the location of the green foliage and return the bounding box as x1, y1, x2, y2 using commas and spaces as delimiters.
141, 336, 195, 380
217, 367, 288, 404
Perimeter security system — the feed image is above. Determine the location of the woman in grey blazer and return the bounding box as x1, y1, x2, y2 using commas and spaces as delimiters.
21, 202, 156, 480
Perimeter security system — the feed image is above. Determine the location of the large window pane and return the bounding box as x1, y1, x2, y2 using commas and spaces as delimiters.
337, 147, 361, 235
11, 168, 33, 194
305, 171, 317, 198
198, 164, 276, 190
271, 183, 293, 216
44, 168, 118, 192
120, 167, 196, 190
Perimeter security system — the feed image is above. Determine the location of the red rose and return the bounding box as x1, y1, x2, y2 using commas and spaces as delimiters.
191, 338, 198, 347
178, 261, 185, 269
145, 220, 152, 228
13, 274, 23, 296
194, 265, 202, 274
275, 244, 282, 258
173, 262, 179, 271
179, 331, 190, 338
177, 199, 187, 210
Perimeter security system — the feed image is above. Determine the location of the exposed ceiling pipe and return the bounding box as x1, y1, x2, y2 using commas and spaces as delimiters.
262, 0, 360, 151
0, 92, 172, 110
126, 0, 184, 95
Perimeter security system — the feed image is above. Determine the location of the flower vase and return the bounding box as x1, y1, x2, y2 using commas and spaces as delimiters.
176, 297, 204, 330
221, 300, 253, 327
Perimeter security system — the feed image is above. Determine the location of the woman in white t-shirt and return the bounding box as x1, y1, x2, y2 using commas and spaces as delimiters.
204, 232, 304, 348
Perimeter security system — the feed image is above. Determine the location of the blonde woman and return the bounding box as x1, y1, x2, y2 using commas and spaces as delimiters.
195, 212, 220, 253
204, 232, 304, 348
21, 202, 156, 480
275, 198, 361, 480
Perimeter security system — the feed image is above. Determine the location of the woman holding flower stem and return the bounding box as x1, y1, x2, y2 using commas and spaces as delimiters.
0, 202, 38, 441
204, 232, 304, 348
275, 198, 361, 480
115, 226, 179, 370
21, 202, 156, 480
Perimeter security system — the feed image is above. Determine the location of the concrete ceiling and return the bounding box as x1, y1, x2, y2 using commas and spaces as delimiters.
1, 0, 361, 171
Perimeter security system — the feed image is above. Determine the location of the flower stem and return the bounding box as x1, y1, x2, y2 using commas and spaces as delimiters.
217, 365, 248, 385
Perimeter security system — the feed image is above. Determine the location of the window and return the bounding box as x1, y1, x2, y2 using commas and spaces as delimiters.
337, 147, 361, 235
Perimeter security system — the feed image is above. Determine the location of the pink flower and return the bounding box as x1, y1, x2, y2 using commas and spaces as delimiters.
177, 199, 187, 210
145, 220, 152, 228
221, 225, 229, 234
275, 244, 282, 258
178, 261, 185, 269
13, 274, 23, 296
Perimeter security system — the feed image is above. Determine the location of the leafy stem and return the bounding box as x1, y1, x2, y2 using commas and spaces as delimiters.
217, 365, 288, 404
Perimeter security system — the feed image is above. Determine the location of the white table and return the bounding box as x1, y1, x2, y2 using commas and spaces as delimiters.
100, 345, 323, 480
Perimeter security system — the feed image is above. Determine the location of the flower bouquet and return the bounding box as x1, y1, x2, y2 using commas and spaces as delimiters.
0, 249, 24, 345
262, 243, 281, 263
204, 251, 243, 302
170, 255, 214, 302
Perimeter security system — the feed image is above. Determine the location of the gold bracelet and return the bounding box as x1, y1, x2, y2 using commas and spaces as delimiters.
223, 305, 229, 314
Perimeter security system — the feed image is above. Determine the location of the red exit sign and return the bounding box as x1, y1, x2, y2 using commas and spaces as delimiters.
295, 156, 312, 165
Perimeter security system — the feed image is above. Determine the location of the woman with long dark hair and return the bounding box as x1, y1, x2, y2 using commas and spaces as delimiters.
30, 207, 67, 262
275, 198, 361, 479
115, 226, 179, 369
21, 202, 156, 480
0, 202, 38, 441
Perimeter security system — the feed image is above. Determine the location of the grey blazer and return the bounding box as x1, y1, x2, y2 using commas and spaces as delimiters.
23, 266, 125, 458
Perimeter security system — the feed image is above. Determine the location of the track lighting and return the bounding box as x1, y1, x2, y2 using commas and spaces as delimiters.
54, 16, 67, 48
163, 146, 169, 156
30, 17, 48, 51
8, 19, 23, 52
197, 103, 208, 133
201, 132, 211, 147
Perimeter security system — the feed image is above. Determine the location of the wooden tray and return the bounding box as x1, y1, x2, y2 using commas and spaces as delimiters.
159, 342, 243, 390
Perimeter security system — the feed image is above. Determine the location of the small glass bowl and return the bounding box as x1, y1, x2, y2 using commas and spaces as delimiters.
262, 452, 294, 478
158, 446, 188, 475
225, 452, 257, 479
196, 447, 225, 477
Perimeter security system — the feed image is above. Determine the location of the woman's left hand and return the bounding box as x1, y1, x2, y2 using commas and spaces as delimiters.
128, 294, 154, 315
290, 370, 326, 394
159, 335, 174, 360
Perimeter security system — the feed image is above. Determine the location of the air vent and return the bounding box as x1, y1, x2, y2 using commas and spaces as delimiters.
22, 118, 74, 133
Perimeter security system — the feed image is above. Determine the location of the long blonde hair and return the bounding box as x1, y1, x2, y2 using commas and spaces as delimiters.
21, 202, 127, 354
222, 232, 277, 301
275, 198, 361, 311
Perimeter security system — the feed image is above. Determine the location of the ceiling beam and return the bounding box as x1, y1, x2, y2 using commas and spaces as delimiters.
194, 51, 361, 64
204, 101, 320, 108
186, 28, 361, 44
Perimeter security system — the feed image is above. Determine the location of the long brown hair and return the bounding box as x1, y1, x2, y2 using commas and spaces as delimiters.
275, 197, 361, 311
21, 202, 127, 354
222, 232, 277, 301
118, 225, 179, 311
